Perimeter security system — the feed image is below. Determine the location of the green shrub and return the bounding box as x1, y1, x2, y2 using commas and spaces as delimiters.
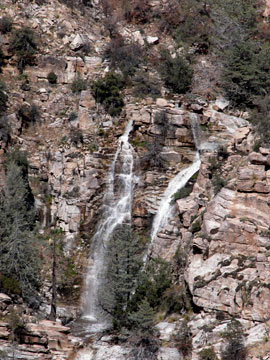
162, 284, 192, 315
0, 16, 12, 34
68, 111, 78, 121
0, 46, 5, 69
132, 71, 161, 98
17, 72, 29, 82
7, 309, 27, 342
71, 75, 87, 93
221, 319, 247, 360
208, 156, 221, 174
104, 36, 143, 78
174, 246, 188, 271
213, 175, 227, 194
159, 49, 193, 94
70, 128, 83, 145
191, 220, 201, 234
165, 0, 257, 53
171, 185, 193, 203
174, 321, 193, 357
252, 96, 270, 147
91, 71, 125, 116
0, 115, 10, 144
123, 0, 153, 24
47, 71, 57, 84
20, 81, 31, 91
0, 350, 8, 360
199, 347, 218, 360
9, 27, 38, 72
0, 274, 20, 295
129, 258, 172, 312
4, 149, 29, 176
252, 140, 261, 152
222, 41, 270, 107
217, 145, 229, 160
0, 80, 6, 91
210, 0, 257, 52
0, 90, 8, 114
172, 0, 211, 51
18, 104, 40, 126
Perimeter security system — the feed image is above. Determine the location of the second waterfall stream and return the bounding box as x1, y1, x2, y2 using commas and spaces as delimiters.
149, 114, 202, 252
80, 119, 135, 333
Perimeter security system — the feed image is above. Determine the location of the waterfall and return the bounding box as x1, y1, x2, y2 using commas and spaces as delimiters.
80, 119, 135, 333
190, 113, 202, 151
150, 154, 201, 242
149, 114, 202, 249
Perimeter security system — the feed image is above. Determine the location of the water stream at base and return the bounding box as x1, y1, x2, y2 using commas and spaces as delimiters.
76, 120, 135, 335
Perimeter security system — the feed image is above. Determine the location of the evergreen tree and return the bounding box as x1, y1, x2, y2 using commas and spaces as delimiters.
99, 225, 172, 331
130, 257, 172, 311
128, 298, 155, 332
0, 159, 40, 307
99, 224, 144, 329
210, 0, 258, 52
221, 40, 270, 106
159, 49, 193, 94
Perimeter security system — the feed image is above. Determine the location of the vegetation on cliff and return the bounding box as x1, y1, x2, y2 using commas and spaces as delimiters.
0, 151, 40, 307
0, 0, 269, 358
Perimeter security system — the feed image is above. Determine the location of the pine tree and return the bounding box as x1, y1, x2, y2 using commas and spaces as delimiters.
99, 224, 144, 329
128, 298, 155, 332
0, 160, 40, 307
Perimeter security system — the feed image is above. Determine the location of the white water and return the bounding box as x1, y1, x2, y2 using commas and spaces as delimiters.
150, 154, 201, 242
150, 114, 202, 246
190, 113, 202, 151
80, 120, 135, 333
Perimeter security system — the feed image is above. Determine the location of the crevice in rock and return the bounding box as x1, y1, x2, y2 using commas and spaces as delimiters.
192, 245, 203, 255
185, 281, 203, 314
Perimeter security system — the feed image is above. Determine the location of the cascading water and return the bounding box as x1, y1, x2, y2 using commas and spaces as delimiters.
190, 113, 202, 151
149, 114, 202, 249
79, 119, 135, 334
150, 154, 201, 243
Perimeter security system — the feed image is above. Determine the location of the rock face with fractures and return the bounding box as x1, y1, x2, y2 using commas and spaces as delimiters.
1, 0, 270, 358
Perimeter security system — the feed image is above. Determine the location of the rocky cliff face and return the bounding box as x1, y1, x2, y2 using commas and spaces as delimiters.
1, 0, 270, 359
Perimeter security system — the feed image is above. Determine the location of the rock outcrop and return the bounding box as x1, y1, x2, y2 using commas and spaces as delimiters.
1, 0, 270, 359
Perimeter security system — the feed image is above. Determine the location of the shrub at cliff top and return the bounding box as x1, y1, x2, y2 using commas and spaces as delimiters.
159, 49, 193, 94
222, 40, 270, 107
91, 71, 125, 117
104, 36, 143, 78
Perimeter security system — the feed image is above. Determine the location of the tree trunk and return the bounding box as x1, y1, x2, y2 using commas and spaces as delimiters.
49, 238, 57, 321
